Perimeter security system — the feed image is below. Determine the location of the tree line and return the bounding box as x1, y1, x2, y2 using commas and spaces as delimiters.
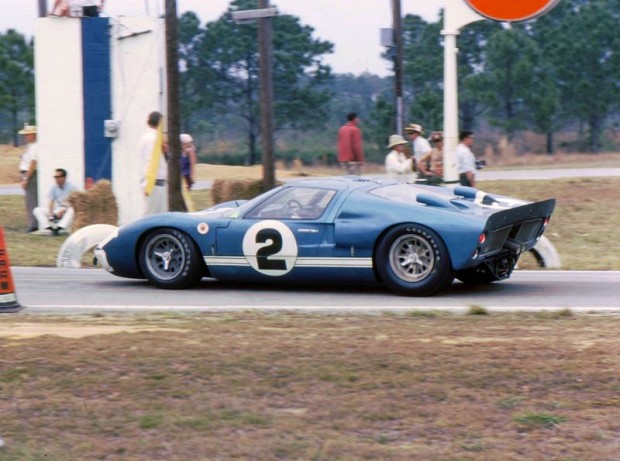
1, 0, 619, 163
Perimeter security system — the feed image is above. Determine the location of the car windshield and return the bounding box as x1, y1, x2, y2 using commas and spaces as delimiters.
244, 186, 337, 220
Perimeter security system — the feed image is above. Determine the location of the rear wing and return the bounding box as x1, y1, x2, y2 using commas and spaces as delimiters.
479, 199, 556, 256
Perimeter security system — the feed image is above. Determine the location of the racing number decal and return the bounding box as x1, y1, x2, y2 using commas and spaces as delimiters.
242, 220, 298, 276
255, 229, 287, 270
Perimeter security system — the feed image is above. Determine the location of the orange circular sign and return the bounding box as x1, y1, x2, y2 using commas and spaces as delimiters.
465, 0, 560, 22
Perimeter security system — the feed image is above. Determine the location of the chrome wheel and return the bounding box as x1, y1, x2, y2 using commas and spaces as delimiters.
139, 228, 204, 289
144, 233, 186, 281
388, 234, 434, 283
376, 224, 453, 296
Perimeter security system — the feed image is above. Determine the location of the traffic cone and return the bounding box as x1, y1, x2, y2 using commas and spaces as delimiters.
0, 227, 24, 313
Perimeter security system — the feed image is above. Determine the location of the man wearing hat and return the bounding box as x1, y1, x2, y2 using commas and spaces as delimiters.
180, 133, 197, 190
18, 123, 39, 232
404, 123, 432, 170
385, 134, 414, 182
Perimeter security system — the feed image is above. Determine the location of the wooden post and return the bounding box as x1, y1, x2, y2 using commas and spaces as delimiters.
164, 0, 186, 211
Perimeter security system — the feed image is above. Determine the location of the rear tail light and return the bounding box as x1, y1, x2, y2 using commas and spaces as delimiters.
478, 232, 486, 245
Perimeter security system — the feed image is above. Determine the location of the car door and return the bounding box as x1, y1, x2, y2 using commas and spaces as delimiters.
206, 186, 338, 281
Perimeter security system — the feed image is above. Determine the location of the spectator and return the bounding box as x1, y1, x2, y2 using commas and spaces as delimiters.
50, 0, 104, 17
404, 123, 432, 170
33, 168, 78, 235
18, 123, 39, 232
180, 133, 197, 190
457, 130, 477, 188
417, 131, 444, 183
139, 111, 168, 216
337, 112, 365, 175
384, 134, 414, 181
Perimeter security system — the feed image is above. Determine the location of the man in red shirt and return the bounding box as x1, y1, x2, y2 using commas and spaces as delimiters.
337, 112, 365, 175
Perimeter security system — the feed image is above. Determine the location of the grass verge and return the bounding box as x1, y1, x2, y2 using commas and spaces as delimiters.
1, 311, 620, 460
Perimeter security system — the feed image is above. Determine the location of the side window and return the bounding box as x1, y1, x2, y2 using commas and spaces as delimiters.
245, 187, 336, 220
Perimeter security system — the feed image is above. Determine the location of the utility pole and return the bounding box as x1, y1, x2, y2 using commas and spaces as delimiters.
392, 0, 404, 135
38, 0, 47, 16
164, 0, 185, 211
258, 0, 276, 190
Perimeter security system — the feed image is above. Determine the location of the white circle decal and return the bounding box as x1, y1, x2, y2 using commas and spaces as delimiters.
242, 220, 298, 276
197, 223, 209, 235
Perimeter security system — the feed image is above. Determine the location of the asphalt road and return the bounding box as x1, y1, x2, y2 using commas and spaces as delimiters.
9, 267, 620, 315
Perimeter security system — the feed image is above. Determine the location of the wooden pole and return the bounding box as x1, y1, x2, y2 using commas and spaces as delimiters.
392, 0, 404, 135
164, 0, 185, 211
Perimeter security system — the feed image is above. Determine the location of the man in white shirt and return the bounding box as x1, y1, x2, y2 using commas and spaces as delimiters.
384, 134, 414, 182
18, 124, 39, 232
33, 168, 79, 235
456, 130, 477, 188
139, 111, 168, 216
404, 123, 432, 172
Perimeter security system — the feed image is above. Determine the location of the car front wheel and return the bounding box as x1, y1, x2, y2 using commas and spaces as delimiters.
375, 224, 453, 296
139, 228, 203, 289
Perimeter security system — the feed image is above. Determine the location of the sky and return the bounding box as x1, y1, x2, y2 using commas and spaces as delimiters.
0, 0, 445, 77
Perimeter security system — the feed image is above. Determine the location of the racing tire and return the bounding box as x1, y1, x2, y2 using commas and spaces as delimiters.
375, 224, 454, 296
139, 228, 204, 289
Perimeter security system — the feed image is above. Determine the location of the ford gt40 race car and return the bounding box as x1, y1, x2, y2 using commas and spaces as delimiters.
94, 177, 555, 296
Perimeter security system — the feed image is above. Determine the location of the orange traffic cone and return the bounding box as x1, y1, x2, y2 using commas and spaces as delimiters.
0, 227, 23, 313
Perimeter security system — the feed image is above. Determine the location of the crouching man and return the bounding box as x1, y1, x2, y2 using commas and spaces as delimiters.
33, 168, 78, 235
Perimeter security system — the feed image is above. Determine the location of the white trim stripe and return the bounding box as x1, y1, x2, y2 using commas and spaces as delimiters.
296, 258, 372, 268
204, 256, 373, 269
204, 256, 246, 266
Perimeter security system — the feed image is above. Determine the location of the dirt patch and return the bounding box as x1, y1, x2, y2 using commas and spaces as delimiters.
0, 322, 186, 339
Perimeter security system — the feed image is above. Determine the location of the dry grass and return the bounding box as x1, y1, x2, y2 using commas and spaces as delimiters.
2, 311, 620, 460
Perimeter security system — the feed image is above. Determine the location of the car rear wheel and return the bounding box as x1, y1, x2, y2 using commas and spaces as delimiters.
139, 228, 204, 289
376, 224, 453, 296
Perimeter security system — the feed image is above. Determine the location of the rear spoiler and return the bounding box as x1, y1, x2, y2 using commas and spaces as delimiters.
480, 199, 556, 255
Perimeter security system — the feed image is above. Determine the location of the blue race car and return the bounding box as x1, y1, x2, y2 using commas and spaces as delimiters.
94, 177, 555, 296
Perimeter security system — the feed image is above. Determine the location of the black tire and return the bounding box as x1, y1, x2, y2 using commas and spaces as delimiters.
138, 228, 204, 289
375, 224, 453, 296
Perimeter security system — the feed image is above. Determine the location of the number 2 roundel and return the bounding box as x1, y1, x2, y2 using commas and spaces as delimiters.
466, 0, 559, 22
242, 221, 298, 276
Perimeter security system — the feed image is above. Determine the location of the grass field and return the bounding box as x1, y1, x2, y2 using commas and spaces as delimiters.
2, 310, 620, 460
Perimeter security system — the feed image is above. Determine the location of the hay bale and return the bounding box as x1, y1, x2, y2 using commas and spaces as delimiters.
68, 180, 118, 232
210, 179, 280, 204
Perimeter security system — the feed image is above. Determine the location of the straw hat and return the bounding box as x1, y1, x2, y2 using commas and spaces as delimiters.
386, 134, 408, 149
180, 133, 193, 143
18, 123, 36, 135
404, 123, 424, 135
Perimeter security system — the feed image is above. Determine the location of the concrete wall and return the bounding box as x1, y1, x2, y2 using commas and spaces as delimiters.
34, 15, 166, 225
110, 16, 166, 224
35, 18, 85, 204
